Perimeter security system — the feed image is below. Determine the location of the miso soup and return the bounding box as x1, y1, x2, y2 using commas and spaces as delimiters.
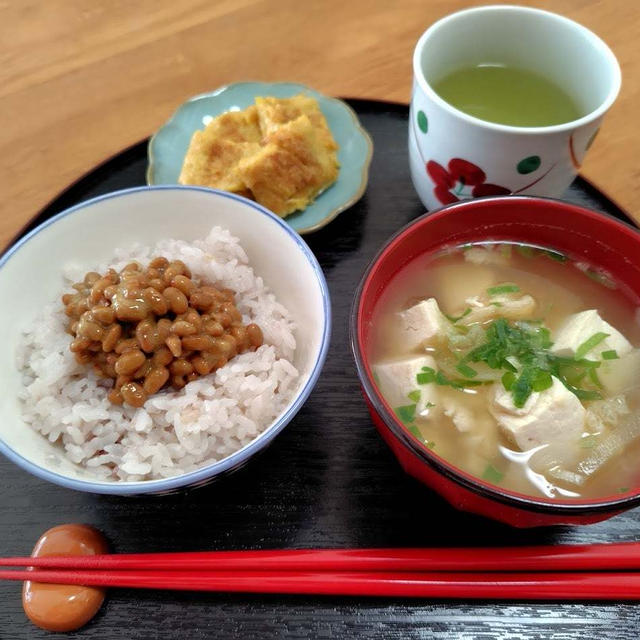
370, 242, 640, 500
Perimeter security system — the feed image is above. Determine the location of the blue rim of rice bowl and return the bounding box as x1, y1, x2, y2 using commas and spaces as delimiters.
0, 186, 332, 495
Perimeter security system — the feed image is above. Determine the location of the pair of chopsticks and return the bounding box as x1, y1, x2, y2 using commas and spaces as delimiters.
3, 543, 640, 599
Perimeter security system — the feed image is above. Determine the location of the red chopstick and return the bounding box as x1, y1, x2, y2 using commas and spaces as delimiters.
1, 543, 640, 572
2, 568, 640, 600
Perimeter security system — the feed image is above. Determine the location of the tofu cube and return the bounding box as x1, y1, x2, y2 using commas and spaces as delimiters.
442, 399, 475, 433
397, 298, 448, 351
551, 310, 632, 359
373, 355, 438, 416
490, 376, 585, 451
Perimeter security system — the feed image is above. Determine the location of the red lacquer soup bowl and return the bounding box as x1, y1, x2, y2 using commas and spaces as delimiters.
351, 196, 640, 527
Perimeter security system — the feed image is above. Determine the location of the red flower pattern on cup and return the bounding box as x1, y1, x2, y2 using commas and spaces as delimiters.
426, 159, 511, 205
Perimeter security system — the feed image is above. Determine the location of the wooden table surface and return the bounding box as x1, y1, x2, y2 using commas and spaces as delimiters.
0, 0, 638, 247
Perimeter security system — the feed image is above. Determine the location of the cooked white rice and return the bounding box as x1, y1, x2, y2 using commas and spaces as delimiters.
16, 226, 299, 482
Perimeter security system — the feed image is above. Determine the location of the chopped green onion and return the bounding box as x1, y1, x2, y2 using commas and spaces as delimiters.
482, 464, 504, 483
618, 487, 630, 494
531, 369, 553, 393
495, 318, 508, 342
450, 323, 470, 335
601, 349, 619, 360
505, 355, 519, 369
487, 284, 520, 296
563, 385, 602, 401
407, 424, 423, 440
425, 401, 436, 408
512, 368, 534, 408
428, 369, 483, 389
501, 371, 516, 391
489, 302, 503, 307
447, 316, 608, 406
558, 356, 601, 369
407, 389, 421, 403
456, 363, 478, 378
407, 426, 435, 451
445, 308, 472, 323
575, 332, 609, 359
588, 367, 603, 388
537, 327, 553, 348
395, 404, 416, 424
417, 368, 436, 384
570, 371, 588, 385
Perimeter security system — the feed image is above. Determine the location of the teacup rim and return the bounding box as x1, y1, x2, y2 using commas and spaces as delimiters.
413, 4, 622, 135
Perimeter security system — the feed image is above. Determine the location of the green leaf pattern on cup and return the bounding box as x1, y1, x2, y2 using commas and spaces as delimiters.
516, 155, 541, 174
417, 110, 428, 134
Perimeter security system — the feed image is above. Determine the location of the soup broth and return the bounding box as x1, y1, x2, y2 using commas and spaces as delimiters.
370, 242, 640, 500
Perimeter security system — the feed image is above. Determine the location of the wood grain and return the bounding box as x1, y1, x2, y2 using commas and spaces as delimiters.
0, 102, 638, 639
0, 0, 638, 250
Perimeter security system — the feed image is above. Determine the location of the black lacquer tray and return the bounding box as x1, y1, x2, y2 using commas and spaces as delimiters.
1, 100, 638, 640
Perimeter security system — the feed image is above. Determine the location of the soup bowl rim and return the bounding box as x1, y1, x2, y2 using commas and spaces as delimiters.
350, 195, 640, 514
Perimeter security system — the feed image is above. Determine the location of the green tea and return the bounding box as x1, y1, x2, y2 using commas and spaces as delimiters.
432, 64, 582, 127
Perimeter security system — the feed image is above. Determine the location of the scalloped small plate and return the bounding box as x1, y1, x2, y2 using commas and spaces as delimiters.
147, 82, 373, 234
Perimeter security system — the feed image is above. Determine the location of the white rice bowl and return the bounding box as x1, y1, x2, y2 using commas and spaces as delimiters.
16, 226, 299, 482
